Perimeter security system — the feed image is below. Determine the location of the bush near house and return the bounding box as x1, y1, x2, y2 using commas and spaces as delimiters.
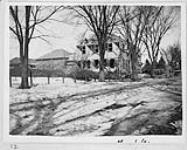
68, 68, 125, 81
67, 68, 99, 81
105, 70, 119, 80
157, 57, 166, 69
152, 69, 166, 76
78, 69, 98, 81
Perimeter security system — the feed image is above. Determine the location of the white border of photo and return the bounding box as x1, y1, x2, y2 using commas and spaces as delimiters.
2, 0, 187, 145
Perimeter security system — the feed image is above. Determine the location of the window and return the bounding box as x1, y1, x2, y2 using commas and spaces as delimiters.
105, 43, 113, 52
110, 59, 115, 68
82, 46, 86, 54
108, 43, 112, 52
87, 60, 91, 69
83, 61, 86, 69
95, 45, 99, 53
94, 59, 99, 68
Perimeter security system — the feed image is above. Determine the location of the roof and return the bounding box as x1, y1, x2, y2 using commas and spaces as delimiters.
77, 34, 125, 51
37, 49, 72, 61
86, 34, 124, 43
10, 57, 36, 65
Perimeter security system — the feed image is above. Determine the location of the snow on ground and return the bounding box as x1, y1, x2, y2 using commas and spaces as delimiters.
9, 76, 182, 136
10, 77, 136, 104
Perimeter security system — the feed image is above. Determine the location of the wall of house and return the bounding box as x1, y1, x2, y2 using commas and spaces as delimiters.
76, 38, 131, 75
79, 42, 130, 73
36, 59, 67, 70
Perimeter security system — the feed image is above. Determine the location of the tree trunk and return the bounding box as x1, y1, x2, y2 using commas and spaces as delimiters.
99, 55, 105, 82
9, 74, 12, 87
99, 70, 105, 82
48, 76, 50, 84
30, 70, 33, 87
98, 41, 105, 82
20, 6, 31, 89
74, 77, 76, 83
20, 58, 29, 89
131, 48, 138, 81
151, 59, 157, 77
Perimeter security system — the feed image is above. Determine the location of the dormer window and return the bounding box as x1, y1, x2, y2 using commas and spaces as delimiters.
88, 44, 99, 53
105, 43, 112, 52
82, 46, 86, 54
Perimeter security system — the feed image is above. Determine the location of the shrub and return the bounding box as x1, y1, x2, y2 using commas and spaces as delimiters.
105, 71, 119, 80
157, 56, 166, 69
68, 69, 99, 81
153, 69, 165, 75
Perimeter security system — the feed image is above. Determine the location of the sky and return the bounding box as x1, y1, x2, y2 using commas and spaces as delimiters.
9, 6, 181, 63
9, 16, 88, 59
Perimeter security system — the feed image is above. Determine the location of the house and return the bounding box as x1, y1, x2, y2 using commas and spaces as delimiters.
35, 49, 75, 72
76, 35, 131, 74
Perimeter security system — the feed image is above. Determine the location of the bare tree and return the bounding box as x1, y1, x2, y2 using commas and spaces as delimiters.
9, 6, 62, 89
142, 6, 177, 76
117, 6, 155, 80
70, 6, 120, 81
161, 42, 181, 70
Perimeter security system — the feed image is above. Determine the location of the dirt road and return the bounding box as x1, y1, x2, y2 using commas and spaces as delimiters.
10, 77, 182, 136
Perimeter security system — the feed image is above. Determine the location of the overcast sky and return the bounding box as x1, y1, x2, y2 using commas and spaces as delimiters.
9, 6, 181, 63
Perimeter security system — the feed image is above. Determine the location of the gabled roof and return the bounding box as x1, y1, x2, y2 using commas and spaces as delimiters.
86, 34, 124, 43
37, 49, 72, 60
77, 34, 125, 49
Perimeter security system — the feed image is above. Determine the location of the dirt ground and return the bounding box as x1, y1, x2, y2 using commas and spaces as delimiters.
9, 76, 182, 136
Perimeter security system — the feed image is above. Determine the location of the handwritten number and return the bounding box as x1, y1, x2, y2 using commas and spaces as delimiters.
117, 139, 124, 143
10, 144, 18, 150
134, 138, 150, 144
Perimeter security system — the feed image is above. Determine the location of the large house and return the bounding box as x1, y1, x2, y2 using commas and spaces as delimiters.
76, 35, 131, 74
10, 38, 132, 78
